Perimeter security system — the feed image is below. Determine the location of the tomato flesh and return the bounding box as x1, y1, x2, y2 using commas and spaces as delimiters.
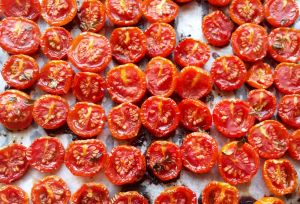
246, 62, 274, 89
0, 185, 29, 204
278, 94, 300, 128
71, 183, 110, 204
274, 63, 300, 94
288, 130, 300, 160
254, 197, 284, 204
111, 191, 148, 204
208, 0, 230, 6
154, 186, 197, 204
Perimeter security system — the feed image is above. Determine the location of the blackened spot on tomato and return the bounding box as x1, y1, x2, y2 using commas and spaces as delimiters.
4, 85, 11, 91
212, 52, 220, 59
239, 196, 256, 204
284, 193, 293, 200
131, 127, 148, 147
204, 92, 214, 103
145, 169, 160, 185
45, 124, 77, 138
198, 195, 203, 204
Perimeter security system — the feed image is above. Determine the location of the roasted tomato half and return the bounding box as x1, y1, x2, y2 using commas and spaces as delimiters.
254, 197, 285, 204
0, 185, 29, 204
71, 183, 110, 204
207, 0, 230, 7
288, 129, 300, 160
155, 186, 197, 204
274, 63, 300, 94
246, 62, 274, 89
111, 191, 148, 204
278, 94, 300, 128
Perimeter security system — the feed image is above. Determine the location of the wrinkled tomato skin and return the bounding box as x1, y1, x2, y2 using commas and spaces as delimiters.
71, 183, 110, 204
111, 191, 148, 204
278, 94, 300, 128
246, 62, 274, 89
155, 186, 197, 204
274, 63, 300, 94
288, 129, 300, 160
254, 197, 285, 204
208, 0, 230, 7
0, 185, 29, 204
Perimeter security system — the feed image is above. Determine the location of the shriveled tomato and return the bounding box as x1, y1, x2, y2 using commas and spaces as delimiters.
31, 176, 71, 204
0, 144, 28, 184
155, 186, 196, 204
110, 27, 146, 64
40, 26, 72, 60
145, 23, 176, 57
0, 185, 28, 204
1, 55, 39, 90
105, 145, 146, 185
231, 23, 268, 62
32, 94, 69, 130
178, 99, 212, 131
68, 32, 112, 73
106, 0, 142, 26
263, 159, 298, 196
37, 60, 74, 95
67, 102, 106, 138
71, 183, 110, 204
0, 90, 33, 130
254, 197, 285, 204
106, 63, 146, 104
218, 141, 260, 185
41, 0, 77, 26
174, 38, 210, 67
211, 56, 247, 91
145, 57, 177, 97
0, 17, 40, 54
65, 139, 107, 177
111, 191, 148, 204
140, 96, 180, 137
147, 141, 182, 181
288, 129, 300, 160
202, 181, 239, 204
246, 62, 274, 89
278, 94, 300, 128
207, 0, 230, 6
26, 136, 65, 173
274, 63, 300, 94
1, 0, 40, 21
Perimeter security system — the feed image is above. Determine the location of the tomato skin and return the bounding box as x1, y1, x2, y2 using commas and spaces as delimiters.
288, 129, 300, 160
111, 191, 148, 204
246, 62, 274, 89
274, 63, 300, 94
208, 0, 230, 6
71, 183, 110, 204
0, 185, 29, 204
254, 197, 285, 204
155, 186, 197, 204
278, 94, 300, 128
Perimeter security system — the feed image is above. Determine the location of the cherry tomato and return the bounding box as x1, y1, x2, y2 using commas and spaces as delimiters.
246, 62, 274, 89
0, 144, 28, 184
31, 175, 71, 204
106, 0, 142, 26
145, 57, 177, 97
0, 185, 28, 203
213, 99, 255, 138
68, 32, 112, 73
65, 139, 107, 177
278, 94, 300, 128
40, 26, 72, 60
1, 54, 39, 90
67, 102, 106, 138
106, 63, 146, 103
32, 94, 69, 130
178, 99, 212, 131
140, 96, 180, 137
264, 0, 299, 27
218, 141, 260, 185
288, 129, 300, 160
110, 27, 146, 64
274, 63, 300, 94
105, 145, 146, 185
71, 183, 110, 204
231, 23, 268, 62
210, 56, 247, 91
145, 23, 176, 57
154, 186, 197, 204
207, 0, 230, 6
263, 159, 298, 196
41, 0, 77, 26
0, 90, 33, 130
254, 197, 285, 204
202, 10, 234, 47
202, 181, 239, 204
37, 60, 74, 95
174, 38, 210, 67
174, 0, 192, 2
0, 17, 40, 54
111, 191, 148, 204
26, 136, 65, 173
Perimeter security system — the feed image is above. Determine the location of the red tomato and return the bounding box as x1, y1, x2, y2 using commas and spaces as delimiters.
40, 26, 72, 60
0, 90, 33, 130
110, 27, 146, 64
111, 191, 148, 204
71, 183, 110, 204
1, 0, 40, 21
202, 10, 234, 47
31, 176, 71, 204
254, 197, 285, 204
247, 89, 276, 122
262, 159, 298, 196
246, 62, 274, 89
65, 139, 107, 177
174, 0, 192, 2
72, 72, 106, 103
155, 186, 197, 204
213, 99, 255, 138
218, 141, 260, 185
180, 132, 218, 174
178, 99, 212, 131
26, 136, 65, 173
106, 0, 142, 26
37, 60, 74, 95
274, 63, 300, 94
231, 23, 268, 62
288, 129, 300, 160
32, 94, 69, 130
142, 0, 179, 23
105, 145, 146, 185
41, 0, 77, 26
0, 185, 29, 204
1, 54, 39, 90
145, 23, 176, 57
211, 56, 247, 91
146, 141, 182, 181
0, 17, 40, 54
264, 0, 299, 27
67, 102, 106, 138
268, 28, 300, 63
202, 181, 239, 204
68, 32, 112, 73
174, 38, 210, 67
208, 0, 230, 6
140, 96, 180, 137
145, 57, 177, 97
278, 94, 300, 128
108, 102, 141, 140
0, 144, 28, 184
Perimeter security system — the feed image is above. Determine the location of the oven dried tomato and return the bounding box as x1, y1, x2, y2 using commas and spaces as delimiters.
111, 191, 148, 204
0, 185, 29, 204
1, 0, 40, 21
278, 94, 300, 128
71, 183, 110, 204
246, 62, 274, 89
155, 186, 197, 204
288, 129, 300, 160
